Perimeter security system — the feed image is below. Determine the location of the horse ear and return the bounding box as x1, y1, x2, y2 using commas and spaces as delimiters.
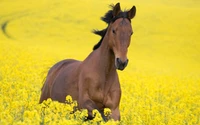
113, 3, 121, 17
128, 6, 136, 19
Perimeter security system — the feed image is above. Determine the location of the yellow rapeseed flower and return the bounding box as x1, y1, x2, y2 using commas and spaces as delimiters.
104, 108, 111, 117
65, 95, 73, 104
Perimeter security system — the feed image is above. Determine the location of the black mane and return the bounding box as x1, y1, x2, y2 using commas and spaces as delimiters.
93, 4, 131, 50
92, 29, 107, 50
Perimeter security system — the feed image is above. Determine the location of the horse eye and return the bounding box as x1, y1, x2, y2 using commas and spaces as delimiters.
112, 29, 116, 34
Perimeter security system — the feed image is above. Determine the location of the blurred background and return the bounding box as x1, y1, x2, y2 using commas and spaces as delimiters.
1, 0, 199, 77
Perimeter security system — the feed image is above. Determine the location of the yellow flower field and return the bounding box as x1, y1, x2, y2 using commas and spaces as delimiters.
0, 0, 200, 124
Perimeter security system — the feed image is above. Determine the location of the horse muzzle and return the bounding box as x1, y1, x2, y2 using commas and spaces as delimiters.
115, 58, 129, 71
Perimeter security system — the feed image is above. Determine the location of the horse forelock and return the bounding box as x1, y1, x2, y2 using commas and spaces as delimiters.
101, 4, 131, 24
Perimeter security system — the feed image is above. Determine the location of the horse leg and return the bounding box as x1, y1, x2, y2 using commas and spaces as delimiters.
110, 108, 120, 121
80, 98, 107, 121
104, 86, 121, 121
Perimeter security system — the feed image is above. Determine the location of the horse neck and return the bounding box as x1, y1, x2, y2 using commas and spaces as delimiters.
97, 33, 116, 74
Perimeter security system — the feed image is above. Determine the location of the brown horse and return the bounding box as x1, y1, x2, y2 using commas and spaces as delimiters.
39, 3, 136, 121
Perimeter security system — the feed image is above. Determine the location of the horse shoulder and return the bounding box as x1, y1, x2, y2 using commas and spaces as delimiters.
77, 63, 104, 104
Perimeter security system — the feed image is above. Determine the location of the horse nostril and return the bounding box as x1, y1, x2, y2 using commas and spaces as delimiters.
115, 58, 128, 70
125, 59, 129, 65
116, 58, 121, 64
124, 59, 129, 67
126, 59, 129, 63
